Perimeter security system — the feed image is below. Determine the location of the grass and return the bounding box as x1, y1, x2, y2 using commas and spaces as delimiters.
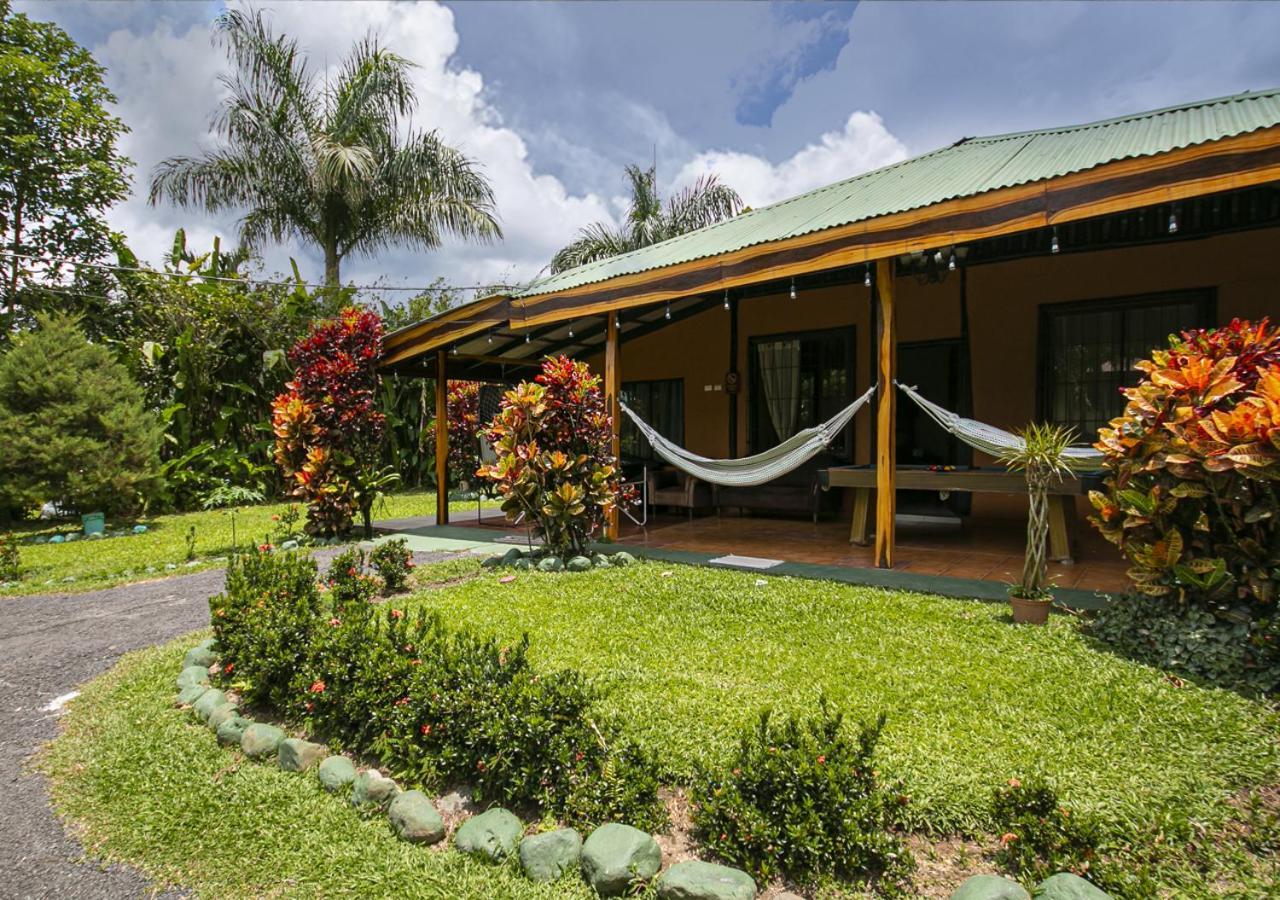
408, 561, 1279, 845
41, 635, 594, 900
40, 560, 1280, 897
0, 490, 492, 597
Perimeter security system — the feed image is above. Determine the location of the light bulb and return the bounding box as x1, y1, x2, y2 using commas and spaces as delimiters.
449, 345, 457, 356
1050, 229, 1060, 254
933, 250, 943, 266
864, 267, 871, 287
487, 331, 492, 344
948, 253, 956, 271
1168, 212, 1178, 234
665, 302, 671, 320
568, 327, 574, 338
723, 290, 730, 310
789, 277, 797, 301
525, 332, 530, 343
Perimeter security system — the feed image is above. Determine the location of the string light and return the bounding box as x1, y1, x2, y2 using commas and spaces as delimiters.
487, 330, 493, 344
525, 332, 530, 344
449, 345, 458, 356
664, 302, 671, 320
864, 266, 872, 287
1168, 211, 1179, 233
1050, 227, 1060, 254
789, 277, 797, 300
723, 289, 730, 310
933, 250, 943, 266
948, 252, 957, 271
568, 326, 574, 338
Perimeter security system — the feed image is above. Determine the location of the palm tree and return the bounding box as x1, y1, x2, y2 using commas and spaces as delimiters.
550, 164, 742, 274
150, 10, 500, 286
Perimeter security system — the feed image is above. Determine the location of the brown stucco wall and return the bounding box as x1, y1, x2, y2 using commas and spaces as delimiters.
589, 226, 1278, 519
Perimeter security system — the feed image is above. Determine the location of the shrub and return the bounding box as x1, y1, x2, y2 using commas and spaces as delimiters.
296, 603, 664, 829
998, 422, 1076, 601
691, 701, 913, 892
210, 549, 322, 710
369, 538, 415, 593
424, 380, 484, 488
0, 532, 20, 582
272, 308, 392, 538
0, 314, 162, 516
478, 355, 620, 558
1091, 317, 1280, 607
992, 776, 1104, 884
1087, 593, 1280, 694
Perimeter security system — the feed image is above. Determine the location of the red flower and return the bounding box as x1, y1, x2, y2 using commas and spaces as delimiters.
309, 680, 326, 693
222, 662, 235, 674
476, 759, 486, 771
1008, 777, 1022, 788
420, 723, 432, 735
390, 609, 404, 620
999, 832, 1019, 847
329, 617, 341, 627
816, 755, 826, 765
259, 543, 273, 553
395, 696, 410, 707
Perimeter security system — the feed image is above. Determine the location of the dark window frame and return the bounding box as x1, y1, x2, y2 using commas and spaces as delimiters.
1036, 288, 1216, 437
620, 377, 685, 462
747, 326, 857, 462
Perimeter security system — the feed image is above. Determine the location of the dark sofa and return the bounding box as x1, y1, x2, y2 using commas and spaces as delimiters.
712, 451, 841, 522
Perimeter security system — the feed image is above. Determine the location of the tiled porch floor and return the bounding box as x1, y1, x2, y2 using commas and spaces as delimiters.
458, 509, 1130, 594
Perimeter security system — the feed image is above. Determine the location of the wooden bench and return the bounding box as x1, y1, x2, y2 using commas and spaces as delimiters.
818, 465, 1087, 563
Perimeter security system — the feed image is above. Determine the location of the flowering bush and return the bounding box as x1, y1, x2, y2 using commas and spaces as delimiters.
210, 548, 664, 830
1092, 318, 1280, 607
691, 700, 913, 892
369, 538, 415, 593
272, 308, 391, 538
992, 776, 1104, 885
478, 356, 621, 558
210, 548, 322, 710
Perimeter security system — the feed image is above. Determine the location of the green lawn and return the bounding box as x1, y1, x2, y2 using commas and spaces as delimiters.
39, 560, 1280, 897
409, 561, 1279, 845
42, 637, 594, 900
1, 490, 491, 597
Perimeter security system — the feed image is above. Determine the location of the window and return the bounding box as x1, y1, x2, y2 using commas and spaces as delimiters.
749, 328, 855, 460
620, 378, 683, 461
1039, 290, 1214, 439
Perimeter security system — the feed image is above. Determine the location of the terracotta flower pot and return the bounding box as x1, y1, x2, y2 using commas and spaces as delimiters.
1009, 595, 1052, 625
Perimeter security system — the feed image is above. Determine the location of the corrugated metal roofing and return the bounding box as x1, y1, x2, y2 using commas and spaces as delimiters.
515, 88, 1280, 298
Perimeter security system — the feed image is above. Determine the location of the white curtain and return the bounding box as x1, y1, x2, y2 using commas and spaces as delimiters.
756, 339, 800, 442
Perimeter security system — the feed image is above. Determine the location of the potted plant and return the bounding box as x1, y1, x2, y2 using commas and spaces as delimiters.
999, 422, 1075, 624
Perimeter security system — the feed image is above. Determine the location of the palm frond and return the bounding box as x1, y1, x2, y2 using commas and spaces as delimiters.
549, 223, 633, 274
665, 175, 742, 235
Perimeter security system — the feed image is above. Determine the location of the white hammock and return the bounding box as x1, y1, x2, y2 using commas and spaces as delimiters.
894, 381, 1106, 472
620, 385, 877, 487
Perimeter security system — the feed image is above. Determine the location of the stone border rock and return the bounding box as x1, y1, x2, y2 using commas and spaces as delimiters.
172, 639, 1114, 900
169, 637, 756, 897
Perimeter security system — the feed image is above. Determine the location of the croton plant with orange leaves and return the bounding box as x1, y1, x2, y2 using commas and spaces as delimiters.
272, 308, 387, 538
1091, 317, 1280, 606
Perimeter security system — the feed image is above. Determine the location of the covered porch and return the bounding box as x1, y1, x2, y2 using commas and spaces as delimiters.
378, 90, 1280, 601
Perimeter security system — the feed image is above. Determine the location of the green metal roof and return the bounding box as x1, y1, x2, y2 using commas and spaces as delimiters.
516, 88, 1280, 298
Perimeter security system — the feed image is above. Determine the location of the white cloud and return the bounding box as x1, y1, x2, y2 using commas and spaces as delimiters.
672, 111, 909, 209
85, 1, 617, 291
39, 1, 914, 298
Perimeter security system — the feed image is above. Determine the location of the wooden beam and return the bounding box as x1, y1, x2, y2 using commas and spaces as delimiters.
873, 259, 896, 568
604, 313, 621, 540
435, 350, 449, 526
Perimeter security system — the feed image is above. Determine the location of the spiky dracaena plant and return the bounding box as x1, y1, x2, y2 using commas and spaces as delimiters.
1000, 423, 1077, 600
149, 9, 499, 286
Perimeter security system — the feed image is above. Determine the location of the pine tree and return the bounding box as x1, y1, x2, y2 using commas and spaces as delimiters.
0, 314, 162, 516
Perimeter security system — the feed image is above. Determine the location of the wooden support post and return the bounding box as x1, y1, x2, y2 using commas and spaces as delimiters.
435, 350, 449, 526
605, 313, 621, 540
873, 259, 897, 568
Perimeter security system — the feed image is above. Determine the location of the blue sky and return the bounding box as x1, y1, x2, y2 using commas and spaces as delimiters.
17, 0, 1280, 294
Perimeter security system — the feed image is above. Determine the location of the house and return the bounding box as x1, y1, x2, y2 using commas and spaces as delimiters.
379, 89, 1280, 599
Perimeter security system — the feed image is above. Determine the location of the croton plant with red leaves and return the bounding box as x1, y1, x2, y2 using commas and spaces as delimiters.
1091, 317, 1280, 607
272, 308, 388, 537
477, 355, 621, 558
424, 380, 484, 488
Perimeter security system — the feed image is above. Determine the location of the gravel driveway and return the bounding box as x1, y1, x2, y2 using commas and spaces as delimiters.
0, 550, 453, 899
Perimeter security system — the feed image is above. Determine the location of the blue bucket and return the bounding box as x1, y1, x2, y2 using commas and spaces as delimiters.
81, 511, 106, 536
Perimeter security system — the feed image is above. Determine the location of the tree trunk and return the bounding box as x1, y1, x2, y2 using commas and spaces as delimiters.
5, 190, 23, 334
1021, 465, 1050, 596
323, 238, 341, 287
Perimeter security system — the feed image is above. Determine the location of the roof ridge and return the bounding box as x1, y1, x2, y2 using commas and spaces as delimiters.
965, 87, 1280, 144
